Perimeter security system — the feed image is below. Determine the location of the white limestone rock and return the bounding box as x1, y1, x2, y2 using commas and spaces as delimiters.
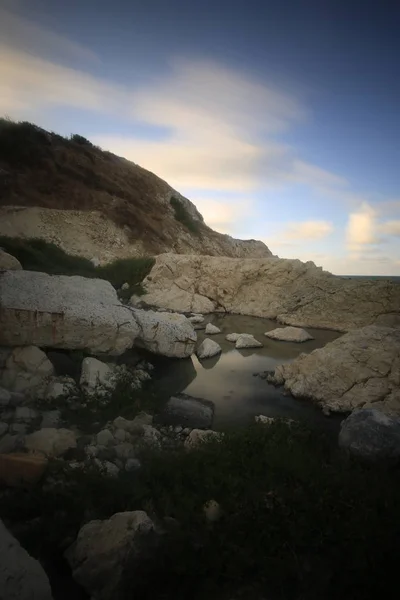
130, 308, 196, 358
235, 334, 262, 349
0, 249, 22, 270
205, 323, 221, 335
265, 326, 314, 342
196, 338, 222, 359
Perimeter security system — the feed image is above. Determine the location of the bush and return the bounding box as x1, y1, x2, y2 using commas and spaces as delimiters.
170, 196, 201, 235
0, 237, 154, 295
0, 118, 51, 167
1, 422, 400, 600
70, 133, 93, 147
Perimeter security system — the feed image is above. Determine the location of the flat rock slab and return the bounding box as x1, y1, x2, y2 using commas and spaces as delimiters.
156, 393, 214, 429
265, 326, 314, 342
0, 270, 139, 355
339, 409, 400, 459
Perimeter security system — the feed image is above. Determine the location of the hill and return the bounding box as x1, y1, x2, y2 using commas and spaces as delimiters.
0, 119, 272, 263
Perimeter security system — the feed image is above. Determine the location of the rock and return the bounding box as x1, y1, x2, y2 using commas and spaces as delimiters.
130, 308, 196, 358
45, 376, 77, 400
94, 459, 120, 477
96, 429, 114, 446
158, 394, 214, 429
25, 428, 77, 457
203, 499, 222, 523
114, 428, 127, 442
65, 511, 155, 599
125, 458, 141, 472
141, 425, 161, 448
121, 282, 129, 290
85, 445, 98, 458
235, 334, 262, 349
174, 425, 183, 433
80, 357, 113, 395
226, 332, 242, 342
140, 254, 400, 330
0, 434, 21, 454
0, 519, 53, 600
0, 270, 139, 355
188, 314, 204, 324
184, 428, 223, 448
339, 409, 400, 459
15, 407, 39, 423
40, 410, 61, 428
196, 338, 222, 359
113, 412, 153, 434
1, 346, 54, 396
0, 386, 11, 406
0, 248, 22, 270
265, 326, 314, 342
255, 415, 276, 425
115, 443, 135, 460
269, 326, 400, 415
205, 323, 221, 335
0, 452, 48, 486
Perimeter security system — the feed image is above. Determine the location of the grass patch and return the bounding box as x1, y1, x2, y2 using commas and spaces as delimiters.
1, 422, 400, 600
0, 118, 54, 167
170, 196, 201, 235
0, 236, 154, 296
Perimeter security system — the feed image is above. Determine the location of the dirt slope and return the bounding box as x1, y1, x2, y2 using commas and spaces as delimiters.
0, 121, 271, 262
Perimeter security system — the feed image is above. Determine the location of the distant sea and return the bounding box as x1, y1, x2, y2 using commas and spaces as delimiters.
338, 275, 400, 283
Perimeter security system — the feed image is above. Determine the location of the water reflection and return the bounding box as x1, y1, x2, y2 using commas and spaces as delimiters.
149, 315, 343, 433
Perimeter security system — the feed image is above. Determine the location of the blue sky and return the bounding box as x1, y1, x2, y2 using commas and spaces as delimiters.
1, 0, 399, 274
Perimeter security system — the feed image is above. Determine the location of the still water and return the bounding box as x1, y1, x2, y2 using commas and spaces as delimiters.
149, 314, 343, 432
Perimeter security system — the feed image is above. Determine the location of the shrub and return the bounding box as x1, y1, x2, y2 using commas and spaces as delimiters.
170, 196, 201, 235
0, 237, 154, 295
1, 422, 400, 600
70, 133, 93, 147
0, 118, 51, 167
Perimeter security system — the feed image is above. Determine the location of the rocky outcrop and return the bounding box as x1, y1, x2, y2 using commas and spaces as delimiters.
65, 511, 156, 600
0, 248, 22, 270
0, 519, 53, 600
265, 326, 314, 342
138, 254, 400, 331
0, 270, 139, 355
269, 326, 400, 415
339, 409, 400, 459
130, 309, 196, 358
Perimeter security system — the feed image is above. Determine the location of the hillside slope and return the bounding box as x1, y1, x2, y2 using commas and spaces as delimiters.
0, 120, 272, 263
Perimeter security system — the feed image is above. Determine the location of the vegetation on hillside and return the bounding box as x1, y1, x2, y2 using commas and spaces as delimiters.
170, 196, 202, 235
0, 236, 154, 297
1, 421, 399, 600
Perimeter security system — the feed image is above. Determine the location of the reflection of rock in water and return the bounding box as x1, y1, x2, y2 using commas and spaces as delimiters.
151, 356, 197, 398
200, 353, 221, 370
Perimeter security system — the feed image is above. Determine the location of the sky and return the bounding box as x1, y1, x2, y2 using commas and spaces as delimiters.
1, 0, 399, 275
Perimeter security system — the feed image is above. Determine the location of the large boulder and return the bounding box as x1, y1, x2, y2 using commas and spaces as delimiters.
0, 248, 22, 270
130, 309, 196, 358
0, 270, 139, 355
0, 519, 53, 600
65, 511, 155, 600
269, 326, 400, 415
156, 393, 214, 428
1, 346, 54, 396
265, 326, 314, 342
339, 409, 400, 459
140, 254, 400, 331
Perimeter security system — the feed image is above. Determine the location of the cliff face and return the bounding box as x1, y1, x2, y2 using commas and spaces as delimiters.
0, 121, 271, 263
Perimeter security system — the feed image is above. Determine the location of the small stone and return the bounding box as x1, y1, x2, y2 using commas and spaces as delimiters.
121, 282, 129, 291
94, 459, 119, 477
0, 422, 8, 437
114, 428, 127, 442
235, 334, 263, 349
203, 499, 222, 523
141, 425, 161, 448
15, 407, 39, 423
85, 445, 98, 458
255, 415, 275, 425
182, 428, 191, 436
196, 339, 222, 360
0, 453, 48, 486
184, 429, 223, 449
41, 410, 61, 428
174, 425, 183, 434
0, 387, 11, 406
188, 314, 204, 324
96, 429, 114, 446
205, 323, 221, 335
125, 458, 141, 472
115, 443, 135, 460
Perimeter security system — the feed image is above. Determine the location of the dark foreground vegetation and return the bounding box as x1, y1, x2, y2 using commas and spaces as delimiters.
0, 236, 154, 297
1, 421, 399, 600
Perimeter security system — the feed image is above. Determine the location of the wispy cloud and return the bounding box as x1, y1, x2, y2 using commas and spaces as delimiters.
379, 220, 400, 236
346, 203, 380, 250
